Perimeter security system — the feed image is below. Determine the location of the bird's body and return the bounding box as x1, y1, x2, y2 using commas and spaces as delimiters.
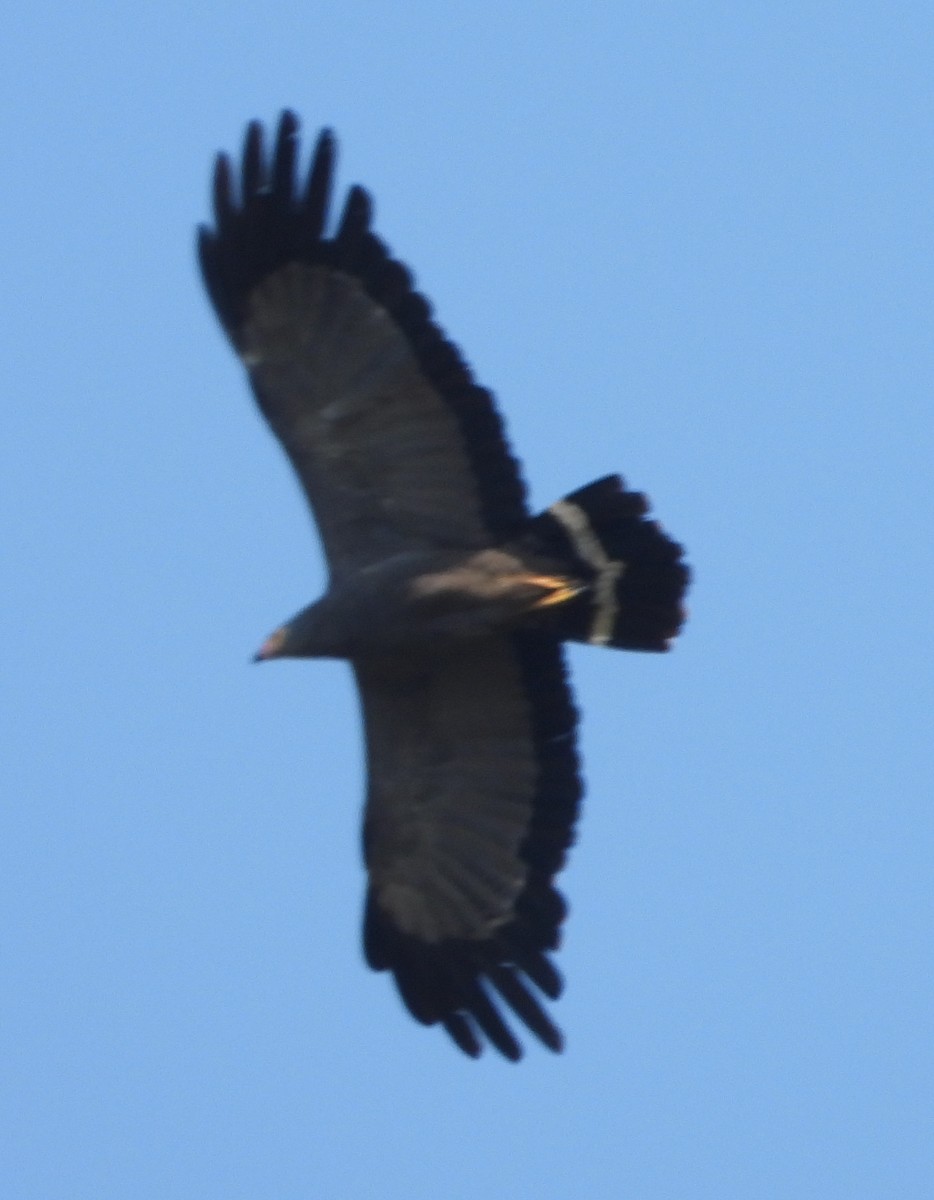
199, 113, 689, 1059
260, 547, 582, 659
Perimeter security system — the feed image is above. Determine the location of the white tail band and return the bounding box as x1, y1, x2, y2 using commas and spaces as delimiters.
548, 500, 625, 645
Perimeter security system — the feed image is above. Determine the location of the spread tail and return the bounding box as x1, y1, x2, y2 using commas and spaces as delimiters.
520, 475, 689, 651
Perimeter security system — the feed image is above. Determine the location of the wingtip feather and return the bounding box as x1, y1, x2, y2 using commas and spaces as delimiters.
241, 119, 265, 198
212, 153, 235, 229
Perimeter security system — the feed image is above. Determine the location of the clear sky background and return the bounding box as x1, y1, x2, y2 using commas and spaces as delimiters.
3, 4, 932, 1198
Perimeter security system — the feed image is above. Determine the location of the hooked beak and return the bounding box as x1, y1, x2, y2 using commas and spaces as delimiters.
252, 627, 287, 662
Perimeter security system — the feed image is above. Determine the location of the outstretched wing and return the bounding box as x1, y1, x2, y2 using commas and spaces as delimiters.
198, 113, 528, 577
355, 632, 581, 1060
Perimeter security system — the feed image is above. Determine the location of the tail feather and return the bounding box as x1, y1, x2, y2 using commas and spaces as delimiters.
522, 475, 689, 651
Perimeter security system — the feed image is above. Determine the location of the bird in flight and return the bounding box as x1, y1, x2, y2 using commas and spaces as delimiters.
198, 112, 689, 1060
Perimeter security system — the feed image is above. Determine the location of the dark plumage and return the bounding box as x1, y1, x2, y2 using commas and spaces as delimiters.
198, 112, 690, 1060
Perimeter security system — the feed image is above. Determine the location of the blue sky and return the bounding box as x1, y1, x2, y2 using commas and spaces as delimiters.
3, 4, 933, 1197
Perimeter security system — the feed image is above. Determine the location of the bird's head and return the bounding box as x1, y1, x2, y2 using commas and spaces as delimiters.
252, 600, 343, 661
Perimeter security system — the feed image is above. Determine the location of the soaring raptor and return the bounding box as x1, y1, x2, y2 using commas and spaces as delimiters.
198, 113, 689, 1060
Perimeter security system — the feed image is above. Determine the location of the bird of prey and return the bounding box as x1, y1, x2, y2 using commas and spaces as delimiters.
198, 112, 689, 1060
